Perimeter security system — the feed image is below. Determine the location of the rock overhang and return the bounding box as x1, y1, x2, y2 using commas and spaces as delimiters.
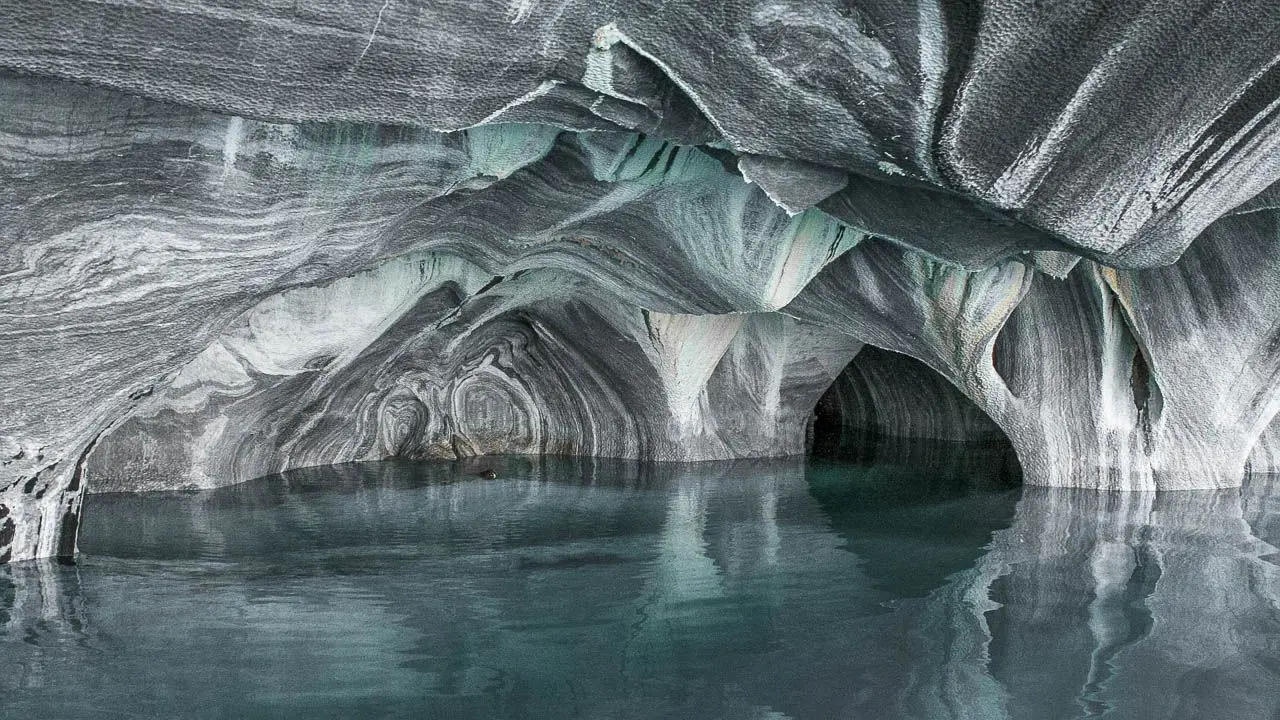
3, 1, 1280, 562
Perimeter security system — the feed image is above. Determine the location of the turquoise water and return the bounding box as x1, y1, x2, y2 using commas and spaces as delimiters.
2, 450, 1279, 719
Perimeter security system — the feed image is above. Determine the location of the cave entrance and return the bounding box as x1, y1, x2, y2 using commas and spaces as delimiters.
807, 346, 1022, 488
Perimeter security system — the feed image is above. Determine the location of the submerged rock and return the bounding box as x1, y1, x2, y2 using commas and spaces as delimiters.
1, 2, 1280, 560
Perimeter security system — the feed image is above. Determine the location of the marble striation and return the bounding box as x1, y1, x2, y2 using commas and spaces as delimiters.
3, 1, 1280, 561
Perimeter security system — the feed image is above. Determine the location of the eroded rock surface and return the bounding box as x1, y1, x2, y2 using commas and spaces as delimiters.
3, 2, 1280, 560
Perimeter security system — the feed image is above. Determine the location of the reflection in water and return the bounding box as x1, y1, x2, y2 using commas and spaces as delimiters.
0, 450, 1278, 719
970, 487, 1280, 720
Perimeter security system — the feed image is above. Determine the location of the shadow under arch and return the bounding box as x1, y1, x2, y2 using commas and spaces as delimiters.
809, 344, 1021, 482
803, 345, 1024, 599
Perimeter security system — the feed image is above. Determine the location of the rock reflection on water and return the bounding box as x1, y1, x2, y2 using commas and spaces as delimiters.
0, 448, 1278, 719
969, 485, 1280, 720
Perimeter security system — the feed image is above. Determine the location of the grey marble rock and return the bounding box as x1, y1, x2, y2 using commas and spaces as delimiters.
3, 0, 1279, 264
86, 267, 861, 491
1, 2, 1280, 561
786, 215, 1280, 490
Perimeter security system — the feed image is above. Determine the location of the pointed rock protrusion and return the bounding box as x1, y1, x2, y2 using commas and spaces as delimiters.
639, 310, 746, 427
739, 153, 849, 216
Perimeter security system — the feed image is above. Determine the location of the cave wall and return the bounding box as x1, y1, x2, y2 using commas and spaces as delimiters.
2, 2, 1280, 560
86, 267, 863, 492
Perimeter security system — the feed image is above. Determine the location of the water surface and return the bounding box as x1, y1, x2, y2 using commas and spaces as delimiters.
2, 450, 1279, 719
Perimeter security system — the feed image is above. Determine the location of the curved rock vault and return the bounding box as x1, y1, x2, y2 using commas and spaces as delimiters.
3, 2, 1280, 561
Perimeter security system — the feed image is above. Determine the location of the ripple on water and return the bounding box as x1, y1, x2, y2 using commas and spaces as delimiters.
1, 455, 1278, 720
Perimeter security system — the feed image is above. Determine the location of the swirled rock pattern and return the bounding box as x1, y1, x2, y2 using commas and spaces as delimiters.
2, 2, 1280, 560
87, 261, 861, 491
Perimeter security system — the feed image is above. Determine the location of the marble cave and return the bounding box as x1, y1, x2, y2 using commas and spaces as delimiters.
3, 2, 1280, 717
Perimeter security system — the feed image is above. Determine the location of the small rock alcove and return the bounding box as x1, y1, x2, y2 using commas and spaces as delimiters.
808, 346, 1023, 488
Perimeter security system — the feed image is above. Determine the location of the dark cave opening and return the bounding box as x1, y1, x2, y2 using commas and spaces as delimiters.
807, 345, 1022, 488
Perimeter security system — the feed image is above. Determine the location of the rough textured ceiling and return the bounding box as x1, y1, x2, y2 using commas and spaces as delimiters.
3, 1, 1280, 562
5, 0, 1280, 264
